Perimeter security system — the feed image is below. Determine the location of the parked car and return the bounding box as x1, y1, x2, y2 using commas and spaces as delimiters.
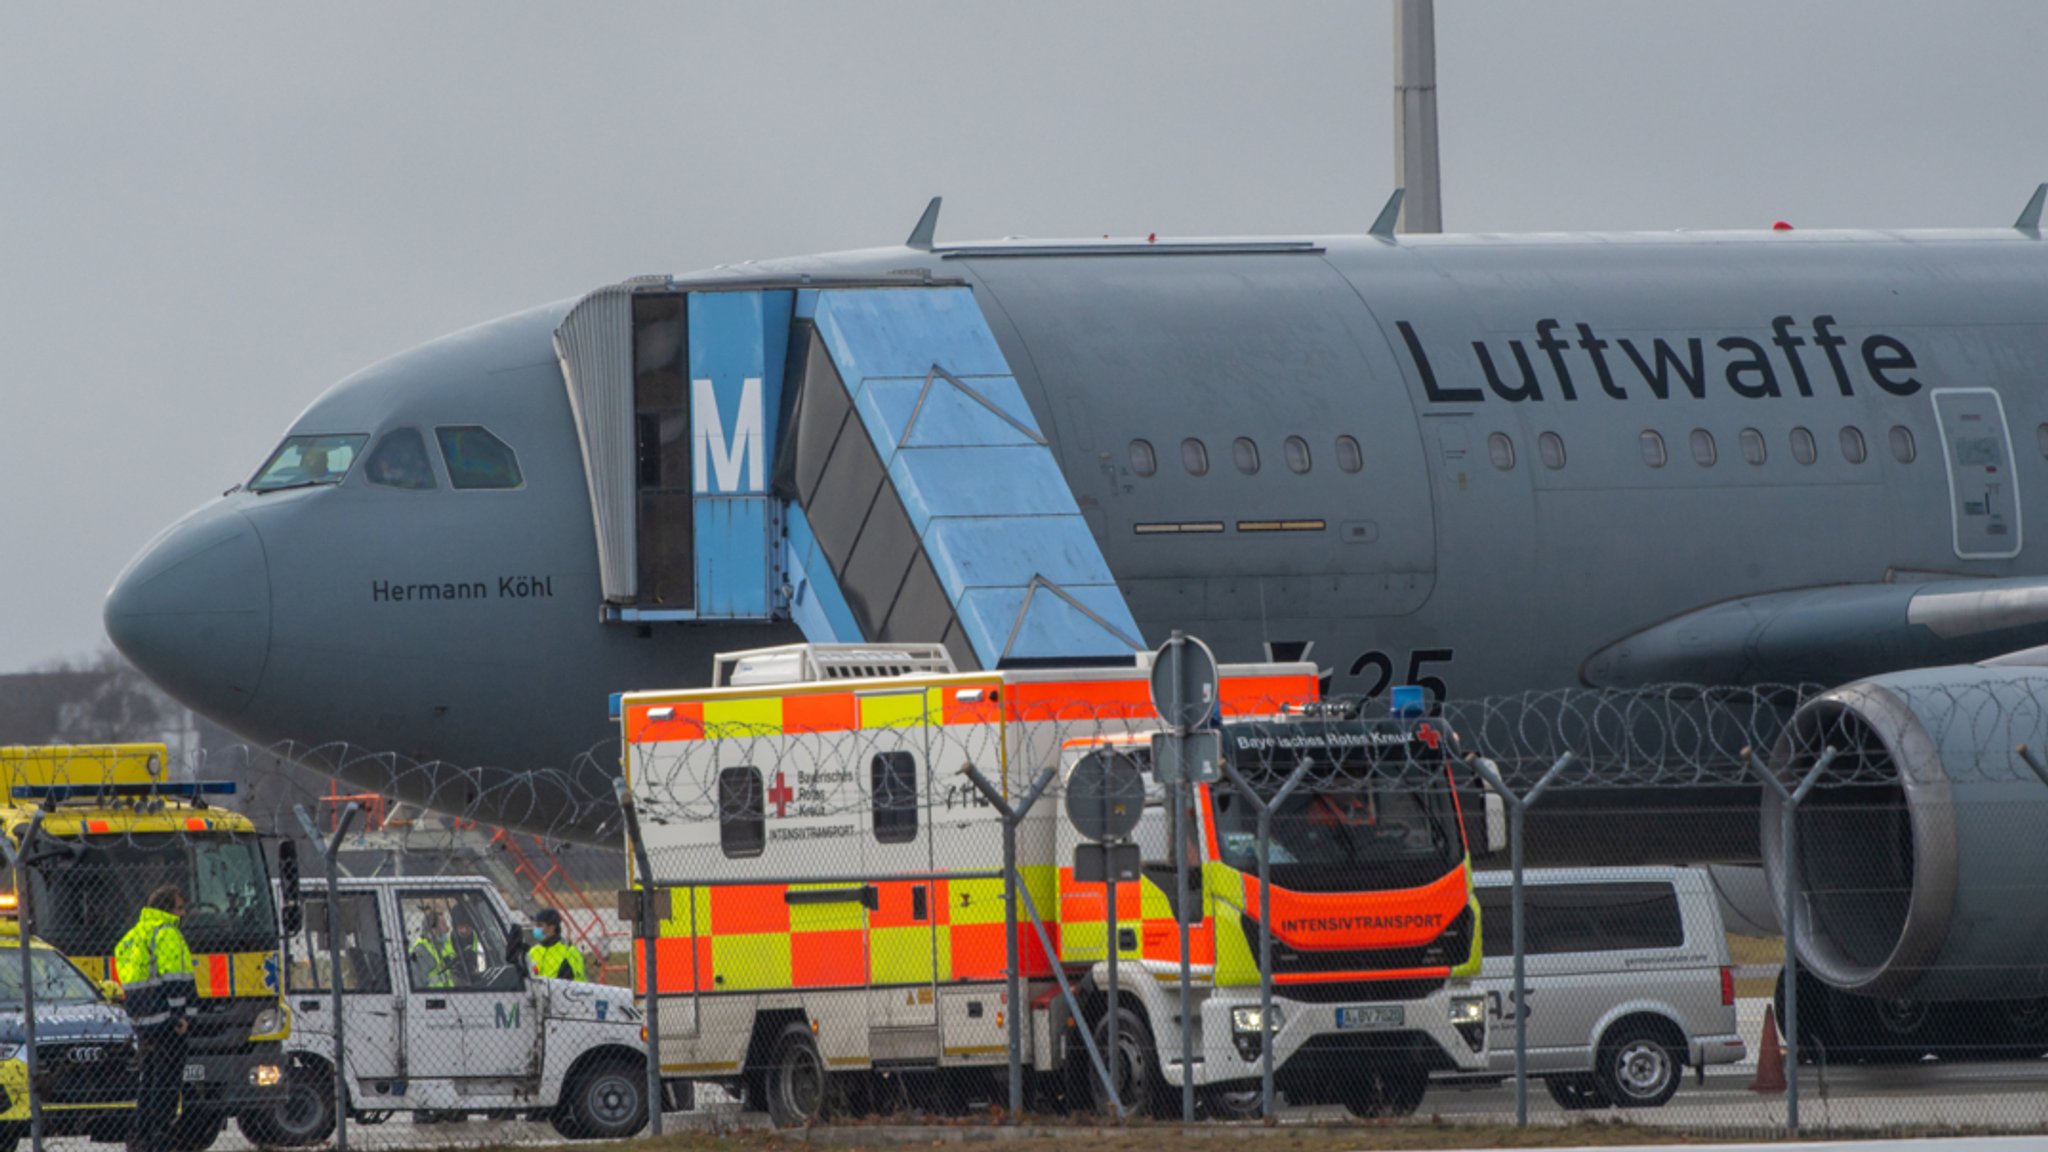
0, 924, 138, 1152
1442, 867, 1746, 1109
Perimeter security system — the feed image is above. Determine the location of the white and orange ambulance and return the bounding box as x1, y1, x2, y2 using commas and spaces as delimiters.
619, 644, 1490, 1125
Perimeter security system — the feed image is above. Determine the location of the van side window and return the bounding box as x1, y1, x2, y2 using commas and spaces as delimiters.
291, 893, 391, 994
871, 752, 919, 844
1477, 882, 1684, 955
717, 767, 766, 859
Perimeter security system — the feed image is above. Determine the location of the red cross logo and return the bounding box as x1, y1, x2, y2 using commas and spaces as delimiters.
1416, 724, 1441, 751
768, 772, 795, 818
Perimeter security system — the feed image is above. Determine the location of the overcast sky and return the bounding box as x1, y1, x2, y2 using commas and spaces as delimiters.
4, 1, 2045, 671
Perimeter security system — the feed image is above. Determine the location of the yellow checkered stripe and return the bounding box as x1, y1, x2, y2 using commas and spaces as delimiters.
638, 866, 1060, 996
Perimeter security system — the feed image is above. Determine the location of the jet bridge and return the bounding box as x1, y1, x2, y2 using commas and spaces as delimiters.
554, 280, 1142, 671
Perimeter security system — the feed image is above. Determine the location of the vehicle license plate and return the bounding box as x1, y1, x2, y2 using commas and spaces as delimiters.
1335, 1005, 1403, 1029
183, 1063, 205, 1083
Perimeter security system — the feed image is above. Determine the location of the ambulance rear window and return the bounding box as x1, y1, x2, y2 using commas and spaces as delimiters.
718, 767, 765, 859
871, 752, 919, 844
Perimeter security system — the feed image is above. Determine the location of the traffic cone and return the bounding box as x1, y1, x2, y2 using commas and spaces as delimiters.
1750, 1004, 1786, 1094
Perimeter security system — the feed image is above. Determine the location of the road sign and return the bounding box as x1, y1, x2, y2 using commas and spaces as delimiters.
1150, 632, 1219, 730
1065, 749, 1145, 842
1073, 842, 1141, 884
1152, 729, 1222, 785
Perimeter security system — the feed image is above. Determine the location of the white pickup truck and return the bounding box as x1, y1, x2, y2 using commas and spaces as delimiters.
244, 876, 649, 1146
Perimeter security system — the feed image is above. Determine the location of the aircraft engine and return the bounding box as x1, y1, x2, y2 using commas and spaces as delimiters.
1762, 660, 2048, 1002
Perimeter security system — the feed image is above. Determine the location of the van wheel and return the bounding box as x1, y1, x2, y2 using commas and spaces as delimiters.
1339, 1059, 1426, 1119
553, 1056, 647, 1140
242, 1060, 336, 1147
1543, 1074, 1609, 1111
764, 1023, 831, 1127
1594, 1024, 1681, 1108
1089, 1003, 1165, 1118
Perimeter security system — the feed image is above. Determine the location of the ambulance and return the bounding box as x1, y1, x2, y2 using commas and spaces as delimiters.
0, 745, 294, 1151
619, 644, 1491, 1125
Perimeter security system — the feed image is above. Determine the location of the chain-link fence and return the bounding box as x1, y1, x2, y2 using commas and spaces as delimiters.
10, 674, 2048, 1149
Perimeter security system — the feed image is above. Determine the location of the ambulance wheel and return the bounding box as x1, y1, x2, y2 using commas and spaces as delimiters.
242, 1059, 336, 1147
765, 1023, 831, 1127
0, 1125, 18, 1152
1198, 1081, 1269, 1120
555, 1055, 647, 1140
1338, 1059, 1426, 1119
1089, 1003, 1166, 1118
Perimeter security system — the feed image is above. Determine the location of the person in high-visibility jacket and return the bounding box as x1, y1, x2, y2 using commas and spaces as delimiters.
409, 908, 458, 989
526, 908, 585, 981
115, 886, 197, 1152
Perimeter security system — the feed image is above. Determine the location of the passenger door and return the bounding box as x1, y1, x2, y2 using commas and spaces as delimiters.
398, 888, 538, 1082
288, 890, 400, 1081
858, 690, 940, 1060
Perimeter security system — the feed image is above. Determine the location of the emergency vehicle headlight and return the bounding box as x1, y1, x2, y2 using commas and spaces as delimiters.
0, 1043, 18, 1062
250, 1064, 282, 1087
1231, 1006, 1282, 1034
1448, 996, 1486, 1025
248, 1005, 285, 1041
0, 893, 17, 914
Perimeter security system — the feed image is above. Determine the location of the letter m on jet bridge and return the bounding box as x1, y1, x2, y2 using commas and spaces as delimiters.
694, 377, 764, 494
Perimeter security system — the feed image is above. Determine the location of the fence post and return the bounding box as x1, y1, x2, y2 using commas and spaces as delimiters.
960, 763, 1056, 1122
1174, 774, 1195, 1123
1466, 753, 1574, 1127
295, 802, 358, 1152
1743, 744, 1838, 1134
1218, 756, 1311, 1120
613, 779, 662, 1136
10, 817, 43, 1152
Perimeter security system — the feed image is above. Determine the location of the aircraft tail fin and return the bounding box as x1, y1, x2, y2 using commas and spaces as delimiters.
2016, 183, 2046, 232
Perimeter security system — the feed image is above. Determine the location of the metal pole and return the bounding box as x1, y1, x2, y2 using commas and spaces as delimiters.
1174, 777, 1194, 1123
296, 802, 358, 1152
1743, 745, 1838, 1134
962, 764, 1055, 1123
1105, 863, 1119, 1114
1468, 754, 1574, 1127
1220, 757, 1311, 1121
15, 818, 42, 1152
613, 780, 662, 1135
1393, 0, 1442, 233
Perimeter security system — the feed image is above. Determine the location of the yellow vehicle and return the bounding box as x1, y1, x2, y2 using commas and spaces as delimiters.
0, 920, 138, 1152
0, 745, 296, 1151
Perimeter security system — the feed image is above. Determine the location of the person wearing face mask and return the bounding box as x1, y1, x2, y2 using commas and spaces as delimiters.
526, 908, 585, 981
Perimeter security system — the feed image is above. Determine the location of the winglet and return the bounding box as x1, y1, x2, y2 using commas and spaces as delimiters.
1370, 188, 1406, 239
907, 196, 943, 251
2017, 184, 2047, 233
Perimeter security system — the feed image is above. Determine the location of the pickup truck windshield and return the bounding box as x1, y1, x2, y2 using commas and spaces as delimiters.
31, 835, 276, 955
0, 949, 103, 1008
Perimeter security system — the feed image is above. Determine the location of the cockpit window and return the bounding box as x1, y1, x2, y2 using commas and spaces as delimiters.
249, 434, 368, 492
363, 428, 438, 490
435, 426, 523, 490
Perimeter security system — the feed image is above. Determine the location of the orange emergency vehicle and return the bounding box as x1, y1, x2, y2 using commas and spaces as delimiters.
619, 645, 1489, 1124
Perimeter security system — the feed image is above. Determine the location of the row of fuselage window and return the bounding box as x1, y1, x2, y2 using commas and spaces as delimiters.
1128, 423, 1987, 479
1128, 435, 1364, 478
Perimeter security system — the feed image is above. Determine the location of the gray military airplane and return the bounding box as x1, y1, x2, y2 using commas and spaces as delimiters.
106, 190, 2048, 1054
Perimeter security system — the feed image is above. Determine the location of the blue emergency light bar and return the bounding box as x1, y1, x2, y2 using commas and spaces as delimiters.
11, 781, 238, 802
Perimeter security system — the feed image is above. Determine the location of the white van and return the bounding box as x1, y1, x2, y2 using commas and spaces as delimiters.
1450, 868, 1746, 1109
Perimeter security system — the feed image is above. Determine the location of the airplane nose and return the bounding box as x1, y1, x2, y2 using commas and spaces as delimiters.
104, 503, 271, 719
